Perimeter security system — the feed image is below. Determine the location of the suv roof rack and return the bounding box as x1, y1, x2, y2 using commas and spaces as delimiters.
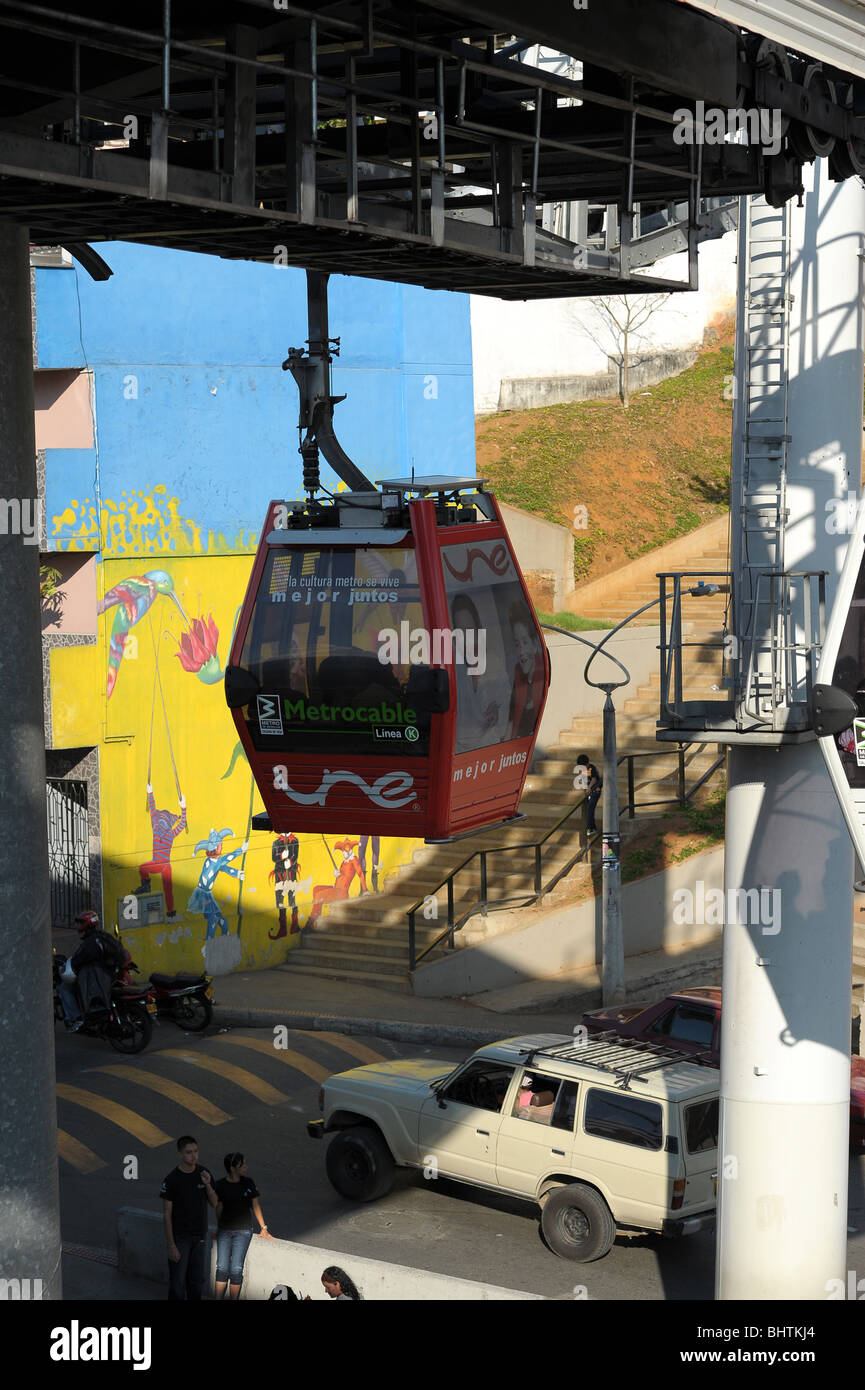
516, 1032, 716, 1091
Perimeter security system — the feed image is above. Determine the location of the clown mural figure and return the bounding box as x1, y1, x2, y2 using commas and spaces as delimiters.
269, 832, 301, 939
308, 839, 367, 925
188, 828, 248, 938
187, 828, 248, 976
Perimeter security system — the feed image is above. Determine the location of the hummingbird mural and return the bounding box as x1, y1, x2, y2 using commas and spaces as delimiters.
98, 570, 189, 699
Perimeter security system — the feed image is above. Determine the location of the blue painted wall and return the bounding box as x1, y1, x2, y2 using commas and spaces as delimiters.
37, 242, 475, 554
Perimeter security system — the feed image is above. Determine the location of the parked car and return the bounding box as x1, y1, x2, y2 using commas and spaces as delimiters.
583, 987, 865, 1149
309, 1032, 720, 1261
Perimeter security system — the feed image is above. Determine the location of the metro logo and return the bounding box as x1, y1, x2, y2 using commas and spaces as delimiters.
271, 766, 416, 808
257, 693, 284, 735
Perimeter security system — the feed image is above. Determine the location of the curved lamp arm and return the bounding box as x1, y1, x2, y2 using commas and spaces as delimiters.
540, 622, 630, 691
542, 583, 715, 692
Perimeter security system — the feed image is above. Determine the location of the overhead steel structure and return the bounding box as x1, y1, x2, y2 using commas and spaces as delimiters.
4, 0, 865, 1309
0, 0, 864, 298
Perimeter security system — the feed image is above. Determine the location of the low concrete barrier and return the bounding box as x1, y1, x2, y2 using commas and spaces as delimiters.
413, 845, 724, 998
117, 1208, 542, 1301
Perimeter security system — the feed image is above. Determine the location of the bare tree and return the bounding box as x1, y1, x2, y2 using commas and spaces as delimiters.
585, 293, 672, 409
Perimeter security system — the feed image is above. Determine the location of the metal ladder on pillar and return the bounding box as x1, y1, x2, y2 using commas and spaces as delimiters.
738, 197, 792, 724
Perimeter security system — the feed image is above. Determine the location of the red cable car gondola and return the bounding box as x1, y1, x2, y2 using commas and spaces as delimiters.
225, 477, 550, 841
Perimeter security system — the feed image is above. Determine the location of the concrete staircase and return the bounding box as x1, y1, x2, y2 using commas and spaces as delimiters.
280, 656, 726, 994
277, 773, 604, 995
565, 514, 731, 626
279, 517, 732, 994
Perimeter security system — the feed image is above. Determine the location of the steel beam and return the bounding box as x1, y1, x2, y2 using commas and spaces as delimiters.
224, 23, 258, 207
431, 0, 741, 105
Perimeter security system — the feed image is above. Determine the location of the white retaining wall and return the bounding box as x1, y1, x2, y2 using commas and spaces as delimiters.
413, 845, 725, 997
471, 235, 737, 415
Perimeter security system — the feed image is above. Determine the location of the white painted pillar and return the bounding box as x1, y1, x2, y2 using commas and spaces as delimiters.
717, 163, 864, 1299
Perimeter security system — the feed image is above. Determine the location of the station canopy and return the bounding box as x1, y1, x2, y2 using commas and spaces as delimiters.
685, 1, 865, 81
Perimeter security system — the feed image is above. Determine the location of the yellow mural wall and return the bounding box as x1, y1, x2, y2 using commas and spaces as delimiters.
84, 552, 415, 977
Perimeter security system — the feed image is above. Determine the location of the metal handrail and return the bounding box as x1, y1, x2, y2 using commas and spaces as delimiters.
406, 742, 725, 970
657, 567, 827, 733
657, 570, 732, 719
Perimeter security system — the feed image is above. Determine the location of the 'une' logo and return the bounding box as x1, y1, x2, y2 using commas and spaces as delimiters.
273, 767, 416, 808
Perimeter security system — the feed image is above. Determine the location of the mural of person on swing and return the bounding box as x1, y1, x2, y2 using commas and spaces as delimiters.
136, 782, 188, 919
135, 614, 190, 920
188, 829, 248, 940
307, 839, 367, 925
269, 833, 301, 939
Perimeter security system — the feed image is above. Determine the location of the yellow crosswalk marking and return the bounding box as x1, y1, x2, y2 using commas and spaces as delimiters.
159, 1050, 287, 1104
56, 1084, 172, 1147
91, 1064, 232, 1127
211, 1033, 330, 1084
57, 1130, 106, 1174
314, 1032, 388, 1067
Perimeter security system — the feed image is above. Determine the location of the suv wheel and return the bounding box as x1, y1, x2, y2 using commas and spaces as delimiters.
325, 1126, 395, 1202
541, 1183, 615, 1261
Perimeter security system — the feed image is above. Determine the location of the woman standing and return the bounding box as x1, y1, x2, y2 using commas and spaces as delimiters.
213, 1152, 273, 1300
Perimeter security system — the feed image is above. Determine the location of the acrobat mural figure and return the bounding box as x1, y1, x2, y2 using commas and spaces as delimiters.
358, 835, 380, 894
308, 839, 367, 926
187, 828, 247, 940
98, 570, 189, 700
269, 833, 300, 940
136, 783, 187, 920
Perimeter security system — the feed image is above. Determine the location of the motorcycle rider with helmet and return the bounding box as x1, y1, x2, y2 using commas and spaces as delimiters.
58, 910, 129, 1031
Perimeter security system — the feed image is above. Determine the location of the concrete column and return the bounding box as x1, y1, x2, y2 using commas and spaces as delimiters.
717, 165, 864, 1298
0, 222, 62, 1299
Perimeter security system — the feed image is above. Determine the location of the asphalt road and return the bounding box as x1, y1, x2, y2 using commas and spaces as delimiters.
54, 1020, 865, 1301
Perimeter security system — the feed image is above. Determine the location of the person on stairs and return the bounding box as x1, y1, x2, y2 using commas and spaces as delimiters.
575, 753, 602, 834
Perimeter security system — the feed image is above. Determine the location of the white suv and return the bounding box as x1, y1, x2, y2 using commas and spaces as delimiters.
309, 1032, 719, 1260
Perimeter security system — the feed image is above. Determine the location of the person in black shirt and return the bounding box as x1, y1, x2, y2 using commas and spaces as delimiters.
576, 753, 603, 833
161, 1135, 219, 1299
213, 1151, 273, 1300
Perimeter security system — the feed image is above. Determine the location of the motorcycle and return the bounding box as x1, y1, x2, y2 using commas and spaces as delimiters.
53, 951, 157, 1054
147, 971, 214, 1031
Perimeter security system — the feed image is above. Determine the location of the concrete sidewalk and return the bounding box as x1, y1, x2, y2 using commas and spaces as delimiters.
211, 940, 722, 1046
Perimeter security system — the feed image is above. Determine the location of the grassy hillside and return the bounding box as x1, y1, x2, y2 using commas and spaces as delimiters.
476, 320, 734, 585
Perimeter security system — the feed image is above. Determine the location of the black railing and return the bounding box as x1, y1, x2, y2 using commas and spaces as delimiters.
406, 744, 725, 970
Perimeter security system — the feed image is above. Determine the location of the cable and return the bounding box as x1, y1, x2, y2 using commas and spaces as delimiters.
154, 625, 182, 798
72, 263, 103, 552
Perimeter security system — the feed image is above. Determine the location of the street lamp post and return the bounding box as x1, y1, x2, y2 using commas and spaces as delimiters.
600, 685, 624, 1003
543, 581, 717, 1006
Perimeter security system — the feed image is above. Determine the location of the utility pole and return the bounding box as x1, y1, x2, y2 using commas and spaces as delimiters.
717, 166, 864, 1298
0, 223, 62, 1297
